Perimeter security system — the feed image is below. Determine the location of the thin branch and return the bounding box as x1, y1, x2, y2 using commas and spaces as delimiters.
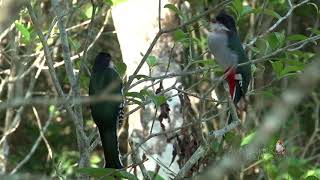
9, 112, 53, 175
0, 93, 122, 110
32, 107, 53, 160
129, 141, 151, 180
245, 0, 310, 47
158, 0, 162, 30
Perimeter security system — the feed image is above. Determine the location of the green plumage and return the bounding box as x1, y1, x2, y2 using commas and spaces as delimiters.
89, 52, 123, 169
227, 30, 251, 96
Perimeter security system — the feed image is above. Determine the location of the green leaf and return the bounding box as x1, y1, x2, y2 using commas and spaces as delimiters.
77, 167, 138, 180
151, 95, 167, 107
90, 154, 102, 164
262, 153, 273, 161
305, 176, 320, 180
280, 65, 303, 77
230, 0, 242, 18
49, 105, 56, 113
240, 6, 253, 17
210, 141, 221, 153
104, 0, 113, 6
15, 22, 31, 43
68, 37, 81, 50
146, 56, 157, 67
110, 0, 128, 6
287, 34, 309, 41
84, 6, 93, 18
125, 91, 145, 100
304, 168, 320, 179
140, 89, 151, 96
114, 62, 127, 78
241, 132, 256, 146
274, 31, 285, 47
174, 29, 187, 42
270, 60, 284, 78
164, 4, 182, 17
148, 171, 165, 180
128, 98, 143, 106
307, 28, 320, 35
267, 32, 285, 50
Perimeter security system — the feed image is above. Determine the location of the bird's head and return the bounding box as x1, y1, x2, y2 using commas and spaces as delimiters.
95, 52, 114, 68
210, 10, 237, 33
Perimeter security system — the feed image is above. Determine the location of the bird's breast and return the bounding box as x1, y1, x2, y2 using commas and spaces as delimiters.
208, 32, 238, 70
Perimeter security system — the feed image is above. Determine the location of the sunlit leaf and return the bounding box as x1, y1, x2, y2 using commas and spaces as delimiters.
241, 132, 256, 146
15, 22, 31, 43
146, 56, 157, 67
110, 0, 128, 6
262, 153, 273, 161
90, 154, 102, 164
270, 60, 283, 78
304, 168, 320, 179
151, 94, 167, 107
84, 6, 93, 18
164, 4, 182, 17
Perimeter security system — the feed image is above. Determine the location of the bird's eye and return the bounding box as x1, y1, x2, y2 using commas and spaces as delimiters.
211, 19, 216, 23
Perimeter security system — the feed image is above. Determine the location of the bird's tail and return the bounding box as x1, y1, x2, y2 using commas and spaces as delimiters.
99, 128, 123, 169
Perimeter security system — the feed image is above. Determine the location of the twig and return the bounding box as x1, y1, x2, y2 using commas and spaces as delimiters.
173, 145, 209, 180
129, 141, 151, 180
245, 0, 310, 47
32, 107, 53, 160
9, 112, 53, 174
240, 34, 320, 67
0, 93, 122, 111
301, 93, 319, 158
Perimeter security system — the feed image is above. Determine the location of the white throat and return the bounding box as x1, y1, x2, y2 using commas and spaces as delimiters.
207, 24, 237, 70
210, 22, 230, 33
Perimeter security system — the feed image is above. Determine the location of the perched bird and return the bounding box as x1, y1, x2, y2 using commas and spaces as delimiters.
89, 52, 123, 169
208, 10, 251, 111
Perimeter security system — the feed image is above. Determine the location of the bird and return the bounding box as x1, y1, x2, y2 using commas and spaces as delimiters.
89, 52, 123, 169
208, 10, 251, 118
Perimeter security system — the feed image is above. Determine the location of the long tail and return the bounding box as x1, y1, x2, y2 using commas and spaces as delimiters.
99, 128, 123, 169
